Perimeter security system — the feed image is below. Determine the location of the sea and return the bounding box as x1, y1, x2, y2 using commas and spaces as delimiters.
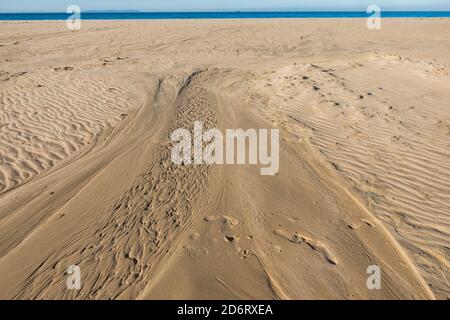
1, 11, 450, 20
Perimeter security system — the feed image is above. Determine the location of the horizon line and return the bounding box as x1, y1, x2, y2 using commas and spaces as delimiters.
2, 9, 450, 14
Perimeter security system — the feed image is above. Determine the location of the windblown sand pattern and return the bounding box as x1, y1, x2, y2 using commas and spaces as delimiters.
0, 70, 134, 193
0, 19, 448, 299
249, 54, 450, 297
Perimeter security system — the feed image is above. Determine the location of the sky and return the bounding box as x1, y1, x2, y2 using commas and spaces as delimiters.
1, 0, 449, 13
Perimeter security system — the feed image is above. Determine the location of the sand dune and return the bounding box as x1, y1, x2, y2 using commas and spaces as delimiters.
0, 19, 448, 299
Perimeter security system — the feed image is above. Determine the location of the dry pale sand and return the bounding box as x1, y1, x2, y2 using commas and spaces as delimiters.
0, 19, 449, 299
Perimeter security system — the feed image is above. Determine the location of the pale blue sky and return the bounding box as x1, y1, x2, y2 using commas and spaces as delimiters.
1, 0, 449, 13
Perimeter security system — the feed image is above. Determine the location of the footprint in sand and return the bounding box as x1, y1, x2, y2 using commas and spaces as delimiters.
347, 219, 376, 230
204, 215, 239, 227
274, 229, 338, 265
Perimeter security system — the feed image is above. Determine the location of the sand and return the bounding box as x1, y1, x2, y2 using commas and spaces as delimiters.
0, 18, 448, 299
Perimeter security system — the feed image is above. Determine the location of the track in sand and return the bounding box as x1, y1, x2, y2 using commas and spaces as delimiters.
0, 69, 435, 299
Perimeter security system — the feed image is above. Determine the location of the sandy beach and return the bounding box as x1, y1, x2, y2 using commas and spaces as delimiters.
0, 18, 448, 299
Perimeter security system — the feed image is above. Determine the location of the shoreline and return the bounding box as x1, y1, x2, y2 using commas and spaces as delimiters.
1, 11, 450, 21
1, 17, 450, 23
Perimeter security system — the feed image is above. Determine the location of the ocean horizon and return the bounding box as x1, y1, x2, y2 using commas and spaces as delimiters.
1, 11, 450, 20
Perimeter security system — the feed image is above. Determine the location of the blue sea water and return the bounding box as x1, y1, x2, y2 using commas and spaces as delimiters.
1, 11, 450, 21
